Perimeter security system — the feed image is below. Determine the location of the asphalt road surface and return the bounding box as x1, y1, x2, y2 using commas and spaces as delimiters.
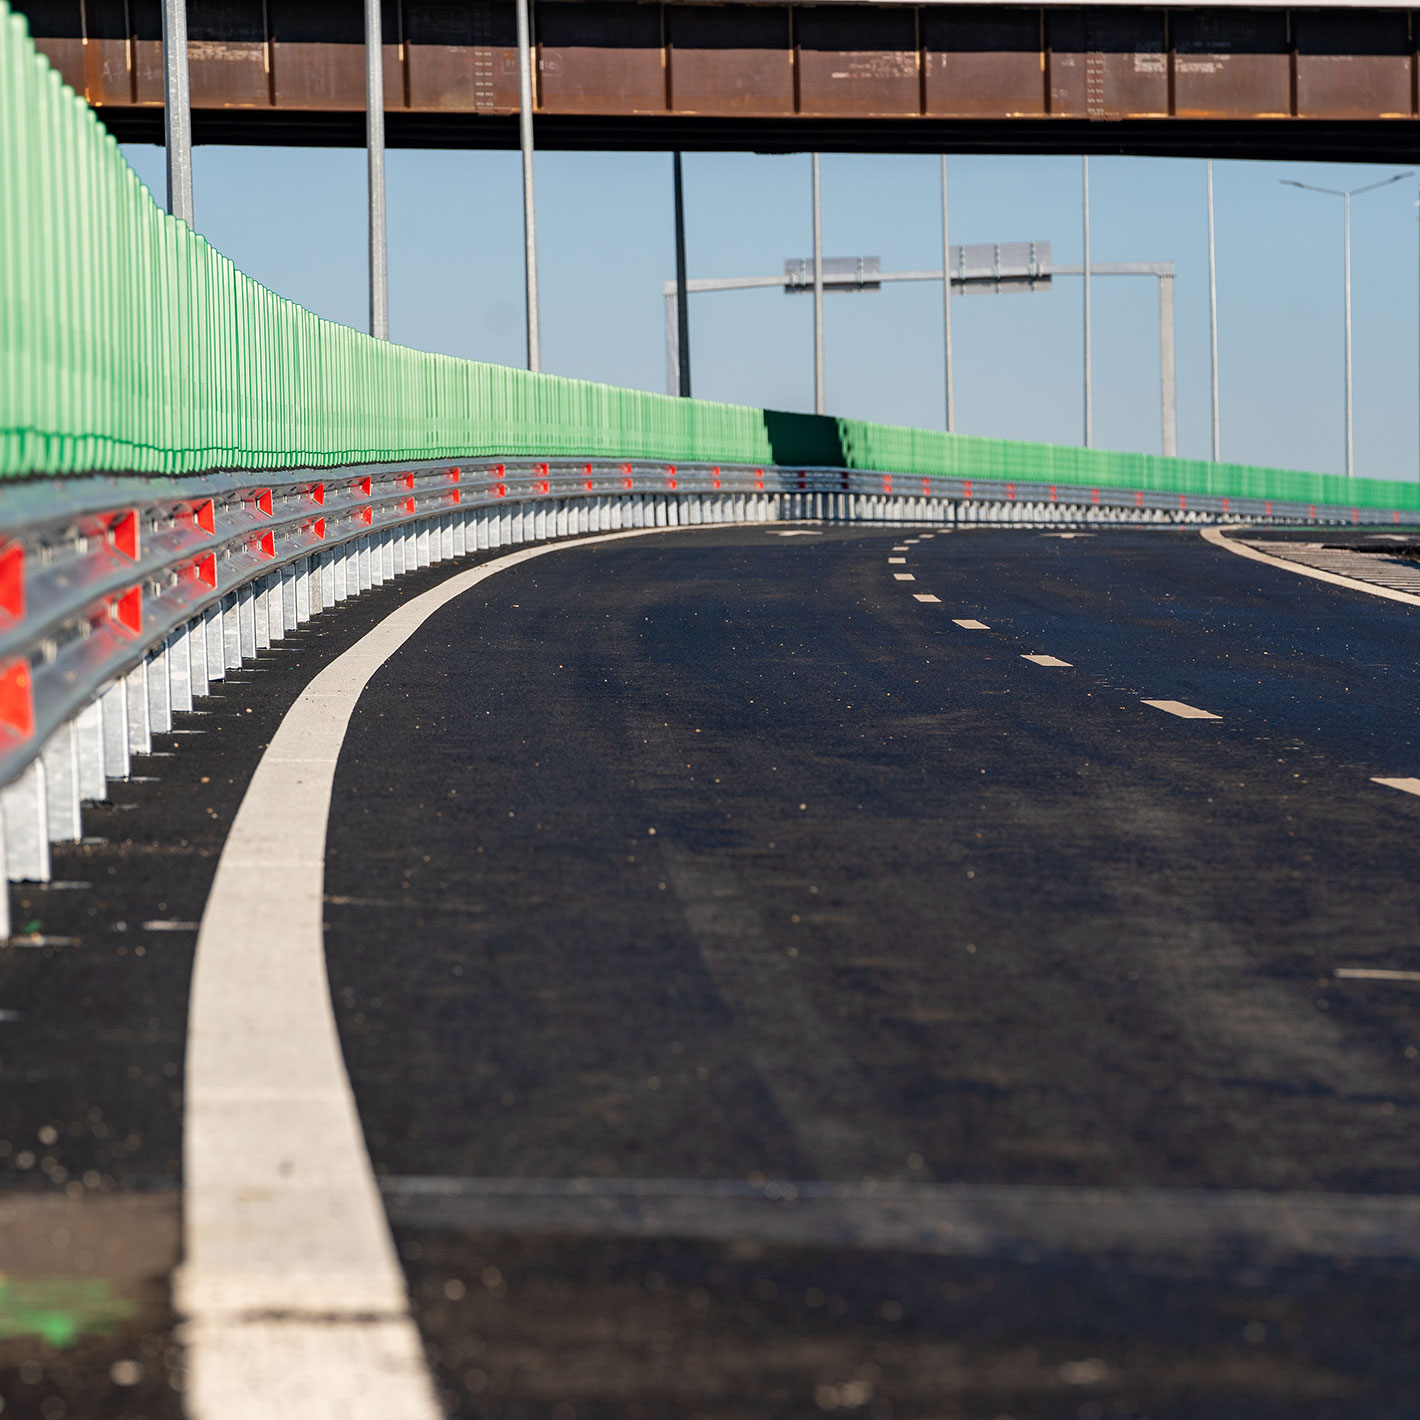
7, 522, 1420, 1419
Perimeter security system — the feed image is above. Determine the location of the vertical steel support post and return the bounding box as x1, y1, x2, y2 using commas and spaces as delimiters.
1344, 191, 1354, 479
365, 0, 389, 340
940, 155, 954, 432
516, 0, 541, 372
812, 153, 825, 415
1159, 273, 1177, 457
1082, 156, 1093, 449
673, 153, 692, 397
1207, 160, 1221, 461
161, 0, 194, 225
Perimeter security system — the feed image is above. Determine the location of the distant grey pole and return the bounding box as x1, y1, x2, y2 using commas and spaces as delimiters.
940, 155, 955, 432
364, 0, 389, 341
1282, 172, 1411, 479
516, 0, 541, 372
1344, 190, 1354, 478
161, 0, 194, 225
1159, 273, 1177, 457
1082, 156, 1093, 448
1207, 160, 1220, 460
812, 152, 825, 415
673, 153, 691, 397
664, 288, 679, 395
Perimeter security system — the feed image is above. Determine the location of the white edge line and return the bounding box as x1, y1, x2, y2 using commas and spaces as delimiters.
178, 522, 729, 1420
1201, 525, 1420, 609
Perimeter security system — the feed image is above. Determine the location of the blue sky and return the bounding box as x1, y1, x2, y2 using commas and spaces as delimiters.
120, 141, 1420, 483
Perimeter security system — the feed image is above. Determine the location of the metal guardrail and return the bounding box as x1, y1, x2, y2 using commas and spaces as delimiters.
0, 455, 1398, 935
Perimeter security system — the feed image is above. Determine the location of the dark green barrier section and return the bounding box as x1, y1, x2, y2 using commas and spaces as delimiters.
2, 1, 1416, 514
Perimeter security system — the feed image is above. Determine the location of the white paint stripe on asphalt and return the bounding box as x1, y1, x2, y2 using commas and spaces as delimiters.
887, 557, 907, 564
1335, 967, 1420, 982
1372, 777, 1420, 797
1141, 699, 1222, 720
912, 594, 941, 603
179, 524, 696, 1420
1021, 654, 1072, 668
953, 619, 989, 630
1201, 526, 1420, 609
893, 573, 916, 581
379, 1174, 1420, 1264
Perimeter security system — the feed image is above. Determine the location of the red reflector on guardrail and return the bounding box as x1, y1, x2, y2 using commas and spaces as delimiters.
402, 499, 416, 515
195, 499, 216, 534
312, 519, 326, 541
0, 660, 34, 739
448, 467, 461, 482
0, 543, 22, 621
882, 476, 893, 494
113, 587, 142, 635
355, 476, 372, 497
1266, 501, 1273, 517
110, 509, 140, 559
1309, 504, 1316, 521
921, 479, 930, 496
1135, 491, 1143, 507
495, 485, 507, 499
1007, 483, 1015, 501
194, 553, 217, 588
1179, 494, 1187, 510
1092, 489, 1100, 505
255, 489, 273, 518
311, 482, 326, 506
1222, 497, 1230, 513
964, 481, 972, 499
1049, 486, 1057, 503
1354, 508, 1360, 524
623, 476, 634, 491
358, 505, 373, 525
258, 531, 275, 558
399, 473, 415, 490
712, 468, 722, 490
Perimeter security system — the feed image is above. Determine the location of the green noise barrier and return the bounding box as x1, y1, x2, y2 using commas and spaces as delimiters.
3, 0, 1417, 515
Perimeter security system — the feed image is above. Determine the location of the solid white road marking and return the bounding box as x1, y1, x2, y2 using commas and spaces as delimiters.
887, 557, 907, 564
1021, 654, 1072, 668
1141, 699, 1222, 720
893, 573, 916, 581
770, 529, 823, 537
1335, 968, 1420, 982
1202, 526, 1420, 609
913, 594, 942, 603
1372, 777, 1420, 797
180, 525, 699, 1420
953, 619, 989, 630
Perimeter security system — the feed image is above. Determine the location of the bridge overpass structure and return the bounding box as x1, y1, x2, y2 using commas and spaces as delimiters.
8, 9, 1420, 1420
16, 0, 1420, 160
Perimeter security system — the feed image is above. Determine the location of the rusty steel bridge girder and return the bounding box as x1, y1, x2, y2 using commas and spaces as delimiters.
15, 0, 1420, 160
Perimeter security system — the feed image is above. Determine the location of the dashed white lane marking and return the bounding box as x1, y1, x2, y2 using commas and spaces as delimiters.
893, 573, 916, 581
770, 529, 823, 537
180, 524, 699, 1420
912, 594, 941, 603
1335, 968, 1420, 983
953, 619, 989, 630
887, 557, 907, 564
1141, 699, 1222, 720
1372, 777, 1420, 797
1021, 654, 1072, 668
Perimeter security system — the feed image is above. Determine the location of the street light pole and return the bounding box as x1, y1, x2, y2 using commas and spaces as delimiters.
1082, 156, 1093, 448
812, 153, 825, 415
941, 155, 955, 433
364, 0, 389, 341
672, 153, 691, 397
515, 0, 541, 373
1282, 170, 1412, 479
1207, 159, 1220, 461
160, 0, 194, 225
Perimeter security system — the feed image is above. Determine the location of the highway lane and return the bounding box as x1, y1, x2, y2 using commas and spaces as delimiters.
313, 524, 1420, 1418
6, 520, 1420, 1417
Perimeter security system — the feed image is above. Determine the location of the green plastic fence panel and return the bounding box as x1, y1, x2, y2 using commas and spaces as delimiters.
3, 0, 1418, 515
